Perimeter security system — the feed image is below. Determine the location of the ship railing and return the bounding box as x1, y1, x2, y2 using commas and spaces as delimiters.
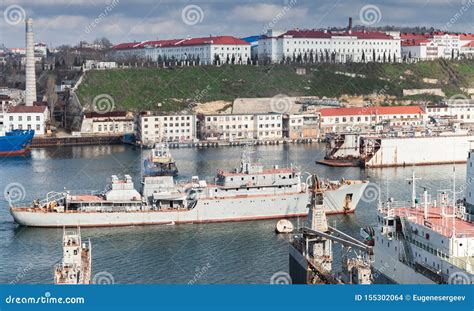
38, 192, 66, 208
65, 190, 103, 196
448, 257, 473, 274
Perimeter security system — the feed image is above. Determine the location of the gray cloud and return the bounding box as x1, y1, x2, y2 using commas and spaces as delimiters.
0, 0, 473, 48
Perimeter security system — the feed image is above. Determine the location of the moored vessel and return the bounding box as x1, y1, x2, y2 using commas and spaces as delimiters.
54, 228, 92, 284
143, 143, 178, 176
0, 130, 35, 156
10, 153, 368, 227
371, 168, 474, 284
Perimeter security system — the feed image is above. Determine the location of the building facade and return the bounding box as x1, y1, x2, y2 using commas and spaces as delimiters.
112, 36, 251, 65
80, 111, 135, 135
283, 113, 319, 139
5, 105, 49, 135
401, 32, 474, 60
426, 100, 474, 124
138, 113, 196, 144
198, 113, 283, 140
258, 27, 401, 64
319, 106, 426, 134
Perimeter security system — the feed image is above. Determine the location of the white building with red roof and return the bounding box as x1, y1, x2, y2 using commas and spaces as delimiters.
112, 36, 251, 65
401, 32, 474, 60
258, 19, 401, 63
319, 105, 426, 134
5, 104, 49, 135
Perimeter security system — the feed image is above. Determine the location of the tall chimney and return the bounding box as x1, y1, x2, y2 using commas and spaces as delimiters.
348, 17, 353, 34
25, 18, 37, 106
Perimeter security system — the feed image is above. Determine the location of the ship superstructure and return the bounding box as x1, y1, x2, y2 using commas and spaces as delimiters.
289, 175, 373, 284
373, 166, 474, 284
54, 228, 91, 284
143, 143, 178, 177
10, 153, 368, 227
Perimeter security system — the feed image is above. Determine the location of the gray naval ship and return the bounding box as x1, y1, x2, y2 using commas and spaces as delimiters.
10, 153, 368, 227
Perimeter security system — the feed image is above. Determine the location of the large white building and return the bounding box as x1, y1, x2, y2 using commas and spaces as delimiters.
5, 105, 49, 135
138, 113, 196, 144
258, 25, 401, 63
198, 113, 283, 140
112, 36, 251, 65
401, 32, 474, 60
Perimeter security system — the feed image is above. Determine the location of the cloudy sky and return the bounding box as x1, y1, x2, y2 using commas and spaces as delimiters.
0, 0, 473, 48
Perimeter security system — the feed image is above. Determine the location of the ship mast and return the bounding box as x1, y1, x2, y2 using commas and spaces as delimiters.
407, 171, 420, 208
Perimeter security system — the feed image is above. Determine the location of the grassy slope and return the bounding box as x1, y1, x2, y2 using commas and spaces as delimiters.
76, 59, 474, 112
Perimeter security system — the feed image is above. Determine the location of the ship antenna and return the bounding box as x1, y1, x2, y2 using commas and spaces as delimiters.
407, 171, 420, 209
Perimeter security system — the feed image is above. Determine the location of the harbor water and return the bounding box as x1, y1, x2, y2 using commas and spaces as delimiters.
0, 144, 467, 284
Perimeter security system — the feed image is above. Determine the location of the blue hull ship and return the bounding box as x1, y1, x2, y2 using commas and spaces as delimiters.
0, 130, 35, 156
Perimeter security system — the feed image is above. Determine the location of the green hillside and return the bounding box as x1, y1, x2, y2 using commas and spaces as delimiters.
76, 59, 474, 112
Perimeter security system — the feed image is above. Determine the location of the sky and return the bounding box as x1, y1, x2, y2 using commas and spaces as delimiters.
0, 0, 473, 48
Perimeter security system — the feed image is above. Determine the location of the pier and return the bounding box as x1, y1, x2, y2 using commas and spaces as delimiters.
31, 135, 123, 148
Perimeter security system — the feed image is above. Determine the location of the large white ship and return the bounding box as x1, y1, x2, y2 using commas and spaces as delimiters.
372, 168, 474, 284
10, 153, 368, 227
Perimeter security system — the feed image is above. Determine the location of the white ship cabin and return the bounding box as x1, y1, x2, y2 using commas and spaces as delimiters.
54, 228, 91, 284
62, 175, 143, 212
215, 155, 301, 189
376, 172, 474, 283
142, 176, 188, 210
151, 143, 173, 163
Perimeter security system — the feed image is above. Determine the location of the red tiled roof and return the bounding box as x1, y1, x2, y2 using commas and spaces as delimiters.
84, 111, 128, 118
8, 105, 47, 113
462, 41, 474, 47
320, 106, 424, 117
113, 36, 249, 50
273, 29, 394, 40
401, 39, 431, 46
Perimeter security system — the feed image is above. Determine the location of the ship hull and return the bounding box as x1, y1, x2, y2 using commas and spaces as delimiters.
0, 130, 35, 156
10, 183, 367, 227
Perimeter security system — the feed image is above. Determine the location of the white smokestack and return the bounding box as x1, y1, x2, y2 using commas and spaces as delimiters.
25, 18, 36, 106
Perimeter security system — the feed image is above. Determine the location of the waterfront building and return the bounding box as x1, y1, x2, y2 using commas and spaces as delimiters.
80, 111, 135, 135
5, 105, 49, 135
426, 100, 474, 124
319, 106, 426, 134
198, 113, 283, 141
112, 36, 251, 65
258, 19, 401, 64
138, 112, 196, 144
283, 113, 319, 139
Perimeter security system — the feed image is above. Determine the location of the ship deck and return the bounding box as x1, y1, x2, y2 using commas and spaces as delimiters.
388, 206, 474, 237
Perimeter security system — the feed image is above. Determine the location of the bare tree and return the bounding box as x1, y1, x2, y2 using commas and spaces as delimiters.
46, 75, 58, 124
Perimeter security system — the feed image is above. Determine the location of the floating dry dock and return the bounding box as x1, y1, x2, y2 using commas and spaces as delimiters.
318, 132, 474, 168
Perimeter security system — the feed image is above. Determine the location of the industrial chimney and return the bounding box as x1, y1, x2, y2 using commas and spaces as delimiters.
25, 18, 37, 106
348, 17, 353, 34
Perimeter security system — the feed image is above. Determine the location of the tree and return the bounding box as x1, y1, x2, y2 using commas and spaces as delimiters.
372, 49, 376, 62
383, 52, 386, 63
45, 75, 58, 124
388, 53, 391, 63
361, 51, 365, 62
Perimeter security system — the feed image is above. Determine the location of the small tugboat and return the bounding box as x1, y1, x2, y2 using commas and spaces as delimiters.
143, 143, 178, 176
54, 228, 92, 284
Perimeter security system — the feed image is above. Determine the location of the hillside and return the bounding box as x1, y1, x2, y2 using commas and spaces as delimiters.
76, 59, 474, 112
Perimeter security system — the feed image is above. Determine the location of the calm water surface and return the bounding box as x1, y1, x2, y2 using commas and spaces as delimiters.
0, 144, 466, 284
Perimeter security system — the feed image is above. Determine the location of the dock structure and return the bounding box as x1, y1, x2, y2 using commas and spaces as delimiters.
289, 175, 373, 284
54, 227, 92, 285
31, 135, 123, 148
